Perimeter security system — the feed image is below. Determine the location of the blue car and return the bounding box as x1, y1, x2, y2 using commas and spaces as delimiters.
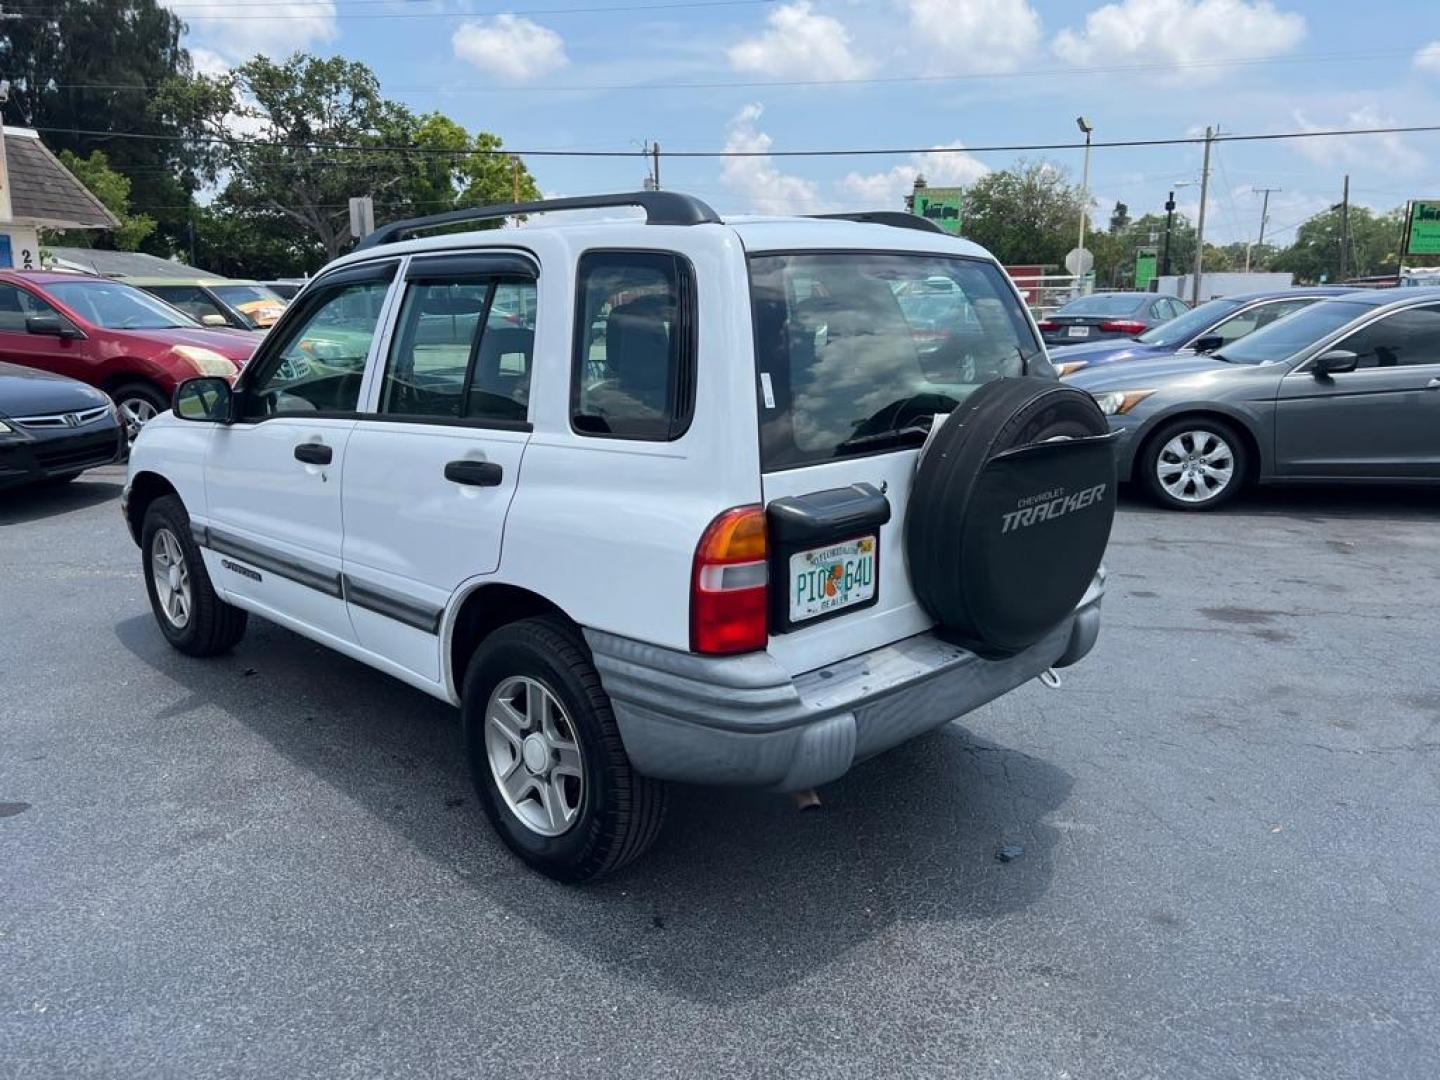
1047, 287, 1357, 378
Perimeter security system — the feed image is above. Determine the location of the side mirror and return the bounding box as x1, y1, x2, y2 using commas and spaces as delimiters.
200, 313, 229, 328
1313, 349, 1359, 376
1192, 334, 1223, 354
26, 313, 80, 339
173, 376, 233, 422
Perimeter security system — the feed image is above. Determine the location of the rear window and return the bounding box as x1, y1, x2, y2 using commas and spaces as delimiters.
749, 252, 1040, 470
1057, 293, 1148, 316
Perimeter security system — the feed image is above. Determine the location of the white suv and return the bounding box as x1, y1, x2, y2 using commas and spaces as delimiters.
124, 193, 1114, 881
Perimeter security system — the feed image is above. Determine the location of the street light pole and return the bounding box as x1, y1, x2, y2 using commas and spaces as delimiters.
1161, 190, 1176, 277
1076, 116, 1093, 292
1192, 125, 1214, 305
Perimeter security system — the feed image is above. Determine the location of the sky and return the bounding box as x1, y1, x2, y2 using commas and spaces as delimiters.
165, 0, 1440, 248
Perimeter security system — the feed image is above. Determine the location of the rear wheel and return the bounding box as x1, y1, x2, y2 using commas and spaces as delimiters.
112, 381, 168, 441
1140, 418, 1247, 511
141, 495, 248, 656
463, 616, 667, 882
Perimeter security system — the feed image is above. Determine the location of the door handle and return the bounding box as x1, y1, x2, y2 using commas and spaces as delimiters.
294, 442, 332, 465
444, 459, 503, 487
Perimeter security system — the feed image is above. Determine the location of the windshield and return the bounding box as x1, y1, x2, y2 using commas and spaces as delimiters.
1058, 294, 1148, 317
1136, 297, 1242, 347
750, 252, 1040, 469
1212, 299, 1371, 365
213, 284, 283, 307
47, 281, 199, 330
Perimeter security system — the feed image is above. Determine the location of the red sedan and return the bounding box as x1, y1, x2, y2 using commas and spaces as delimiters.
0, 271, 261, 438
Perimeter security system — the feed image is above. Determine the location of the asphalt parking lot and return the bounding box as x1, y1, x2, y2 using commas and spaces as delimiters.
3, 465, 1438, 1079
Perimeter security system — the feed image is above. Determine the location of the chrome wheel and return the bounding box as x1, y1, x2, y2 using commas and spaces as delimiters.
119, 396, 158, 439
484, 676, 584, 837
150, 527, 192, 628
1156, 429, 1235, 504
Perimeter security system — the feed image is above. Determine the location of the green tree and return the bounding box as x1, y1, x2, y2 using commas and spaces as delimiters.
0, 0, 201, 255
47, 150, 157, 251
159, 54, 542, 263
958, 160, 1088, 267
1271, 205, 1405, 283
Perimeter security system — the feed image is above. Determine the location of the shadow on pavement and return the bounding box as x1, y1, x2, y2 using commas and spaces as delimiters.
0, 472, 122, 526
1118, 481, 1439, 521
115, 612, 1072, 1005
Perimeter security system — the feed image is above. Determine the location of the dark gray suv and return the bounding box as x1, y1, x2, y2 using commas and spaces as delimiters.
1068, 287, 1440, 509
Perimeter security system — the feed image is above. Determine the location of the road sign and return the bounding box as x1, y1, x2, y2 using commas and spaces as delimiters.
1402, 200, 1440, 256
1064, 247, 1094, 276
1134, 248, 1158, 290
911, 187, 963, 236
349, 196, 375, 240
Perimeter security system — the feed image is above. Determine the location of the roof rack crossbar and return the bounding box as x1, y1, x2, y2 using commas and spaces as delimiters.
808, 211, 946, 235
355, 191, 721, 250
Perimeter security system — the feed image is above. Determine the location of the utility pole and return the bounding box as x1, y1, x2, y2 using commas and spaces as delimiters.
1246, 186, 1281, 273
1192, 126, 1214, 305
1161, 190, 1176, 277
1339, 174, 1351, 281
511, 156, 520, 203
1075, 117, 1094, 289
652, 141, 661, 190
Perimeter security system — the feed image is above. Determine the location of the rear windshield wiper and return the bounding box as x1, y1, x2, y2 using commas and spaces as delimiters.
835, 422, 932, 453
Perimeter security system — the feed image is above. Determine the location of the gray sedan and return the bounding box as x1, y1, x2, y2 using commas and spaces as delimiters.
1067, 287, 1440, 510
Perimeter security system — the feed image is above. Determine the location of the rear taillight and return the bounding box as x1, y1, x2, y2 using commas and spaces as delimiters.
1099, 320, 1147, 334
1036, 320, 1057, 332
691, 505, 768, 655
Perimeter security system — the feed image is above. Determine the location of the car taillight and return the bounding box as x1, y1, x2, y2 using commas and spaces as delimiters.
1036, 320, 1058, 332
691, 505, 768, 655
1099, 320, 1147, 334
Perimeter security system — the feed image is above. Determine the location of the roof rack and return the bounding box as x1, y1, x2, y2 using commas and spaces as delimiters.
808, 211, 945, 235
355, 191, 721, 250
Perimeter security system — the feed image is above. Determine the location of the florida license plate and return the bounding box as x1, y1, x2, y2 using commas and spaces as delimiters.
1067, 325, 1089, 338
789, 536, 877, 623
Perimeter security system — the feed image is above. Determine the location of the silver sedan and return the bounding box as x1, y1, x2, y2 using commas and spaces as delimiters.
1066, 287, 1440, 510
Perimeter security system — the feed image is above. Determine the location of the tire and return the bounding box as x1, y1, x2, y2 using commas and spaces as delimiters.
462, 616, 667, 883
112, 381, 168, 441
141, 494, 248, 657
905, 377, 1116, 655
1140, 417, 1248, 511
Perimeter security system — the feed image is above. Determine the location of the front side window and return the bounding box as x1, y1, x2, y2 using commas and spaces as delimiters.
1207, 298, 1315, 346
45, 281, 198, 330
0, 284, 58, 332
1135, 297, 1242, 347
571, 251, 694, 440
379, 277, 536, 423
243, 279, 391, 417
750, 252, 1040, 470
1324, 303, 1440, 369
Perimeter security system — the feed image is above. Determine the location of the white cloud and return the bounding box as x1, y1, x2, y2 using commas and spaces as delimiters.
164, 0, 337, 61
838, 142, 990, 208
1415, 41, 1440, 74
721, 103, 827, 215
453, 15, 568, 82
1053, 0, 1304, 73
188, 47, 231, 80
728, 1, 873, 81
902, 0, 1042, 74
1291, 105, 1424, 174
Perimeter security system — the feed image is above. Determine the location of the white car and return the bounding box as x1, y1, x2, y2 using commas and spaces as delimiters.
123, 193, 1115, 881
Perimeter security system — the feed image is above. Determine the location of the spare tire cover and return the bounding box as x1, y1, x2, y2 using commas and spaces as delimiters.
905, 376, 1115, 655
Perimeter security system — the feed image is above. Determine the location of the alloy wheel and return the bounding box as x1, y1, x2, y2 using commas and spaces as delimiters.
119, 397, 158, 440
1156, 429, 1235, 504
484, 675, 585, 837
150, 527, 192, 628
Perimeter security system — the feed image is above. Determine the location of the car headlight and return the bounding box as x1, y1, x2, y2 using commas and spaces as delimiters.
173, 345, 237, 377
1093, 389, 1156, 416
0, 418, 14, 436
1054, 360, 1089, 378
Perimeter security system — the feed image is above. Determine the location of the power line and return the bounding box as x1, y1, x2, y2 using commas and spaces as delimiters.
24, 122, 1440, 159
0, 0, 774, 17
33, 48, 1424, 94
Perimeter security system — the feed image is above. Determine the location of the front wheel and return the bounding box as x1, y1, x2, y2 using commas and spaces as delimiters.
462, 617, 667, 882
141, 495, 248, 656
1140, 418, 1248, 511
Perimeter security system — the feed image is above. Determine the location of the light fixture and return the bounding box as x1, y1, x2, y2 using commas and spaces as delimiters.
1076, 116, 1093, 135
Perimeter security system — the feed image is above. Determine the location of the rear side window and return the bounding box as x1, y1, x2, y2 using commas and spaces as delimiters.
571, 250, 695, 440
749, 252, 1040, 470
379, 278, 536, 424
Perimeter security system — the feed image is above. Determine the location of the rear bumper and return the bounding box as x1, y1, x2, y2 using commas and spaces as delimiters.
586, 572, 1103, 792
